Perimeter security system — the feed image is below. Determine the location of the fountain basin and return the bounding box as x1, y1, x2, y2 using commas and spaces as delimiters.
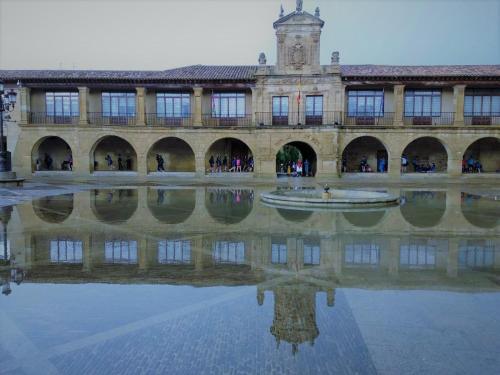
260, 188, 398, 209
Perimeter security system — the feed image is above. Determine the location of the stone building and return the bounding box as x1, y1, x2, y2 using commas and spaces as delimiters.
0, 2, 499, 179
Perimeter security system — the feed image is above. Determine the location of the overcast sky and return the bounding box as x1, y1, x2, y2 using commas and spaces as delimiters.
0, 0, 499, 70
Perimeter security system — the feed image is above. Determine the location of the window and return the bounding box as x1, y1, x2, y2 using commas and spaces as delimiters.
347, 90, 384, 116
304, 244, 320, 265
400, 242, 436, 268
102, 92, 135, 117
211, 93, 245, 117
305, 95, 323, 116
46, 92, 79, 116
464, 95, 500, 116
272, 96, 289, 116
50, 239, 83, 264
459, 241, 494, 268
157, 93, 190, 118
404, 90, 441, 117
105, 240, 138, 264
212, 241, 245, 264
271, 243, 287, 264
0, 232, 10, 261
158, 240, 191, 264
344, 243, 380, 266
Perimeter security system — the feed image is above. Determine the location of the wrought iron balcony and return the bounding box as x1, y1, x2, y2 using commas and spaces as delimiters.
403, 112, 455, 126
88, 112, 136, 126
343, 112, 395, 126
28, 112, 79, 125
202, 114, 253, 127
146, 113, 193, 127
255, 111, 342, 127
464, 113, 500, 126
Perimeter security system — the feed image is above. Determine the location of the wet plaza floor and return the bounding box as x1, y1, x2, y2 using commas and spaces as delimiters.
0, 184, 499, 374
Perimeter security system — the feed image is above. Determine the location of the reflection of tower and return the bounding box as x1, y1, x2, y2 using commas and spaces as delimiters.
258, 279, 335, 355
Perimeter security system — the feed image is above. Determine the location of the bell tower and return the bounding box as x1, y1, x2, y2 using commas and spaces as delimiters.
273, 1, 324, 74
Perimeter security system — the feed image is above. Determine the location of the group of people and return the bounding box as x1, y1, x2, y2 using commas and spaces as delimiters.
35, 152, 73, 171
402, 155, 437, 173
96, 154, 133, 171
462, 156, 483, 173
278, 159, 311, 177
208, 155, 254, 173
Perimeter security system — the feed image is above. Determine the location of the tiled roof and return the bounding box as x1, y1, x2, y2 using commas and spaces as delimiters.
340, 64, 500, 77
0, 65, 258, 82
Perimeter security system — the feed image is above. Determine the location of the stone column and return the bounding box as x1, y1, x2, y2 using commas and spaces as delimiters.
393, 84, 405, 126
193, 87, 203, 126
447, 154, 463, 178
138, 238, 149, 271
193, 235, 204, 271
19, 87, 31, 125
250, 87, 258, 126
388, 156, 401, 179
453, 84, 466, 126
82, 234, 92, 272
447, 238, 460, 278
135, 87, 146, 126
78, 87, 89, 125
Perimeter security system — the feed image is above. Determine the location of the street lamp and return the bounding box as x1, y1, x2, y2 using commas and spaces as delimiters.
0, 82, 17, 173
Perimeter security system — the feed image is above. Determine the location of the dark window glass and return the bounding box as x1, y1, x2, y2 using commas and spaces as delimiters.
404, 90, 441, 116
347, 90, 384, 116
305, 95, 323, 116
272, 96, 289, 116
156, 93, 190, 118
46, 92, 79, 116
211, 93, 245, 118
464, 95, 500, 116
102, 93, 136, 117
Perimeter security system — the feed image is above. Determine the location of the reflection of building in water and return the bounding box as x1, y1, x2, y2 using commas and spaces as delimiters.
344, 241, 380, 267
258, 278, 335, 355
104, 240, 138, 264
212, 240, 245, 265
459, 240, 495, 269
205, 188, 254, 224
158, 239, 192, 265
50, 239, 83, 264
400, 238, 437, 269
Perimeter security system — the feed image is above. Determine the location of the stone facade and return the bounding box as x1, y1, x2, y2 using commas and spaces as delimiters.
0, 4, 499, 179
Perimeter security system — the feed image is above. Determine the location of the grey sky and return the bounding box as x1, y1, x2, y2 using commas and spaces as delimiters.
0, 0, 499, 70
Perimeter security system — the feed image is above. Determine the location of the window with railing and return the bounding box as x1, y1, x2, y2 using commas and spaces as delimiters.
212, 241, 245, 264
272, 96, 289, 125
400, 242, 436, 268
211, 93, 246, 118
46, 92, 79, 117
304, 244, 320, 265
344, 243, 380, 266
158, 239, 191, 264
157, 93, 190, 118
50, 239, 83, 264
305, 95, 323, 125
271, 243, 287, 264
102, 92, 135, 117
347, 90, 384, 116
464, 94, 500, 116
105, 240, 138, 264
404, 90, 441, 117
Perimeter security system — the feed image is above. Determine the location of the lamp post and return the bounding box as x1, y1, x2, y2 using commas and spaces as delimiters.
0, 82, 17, 173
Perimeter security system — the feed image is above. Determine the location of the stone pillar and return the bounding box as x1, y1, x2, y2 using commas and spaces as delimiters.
135, 87, 146, 126
393, 84, 405, 126
388, 237, 400, 277
19, 87, 31, 125
193, 87, 203, 126
250, 87, 258, 126
453, 84, 466, 126
83, 234, 92, 272
138, 238, 149, 271
447, 154, 462, 178
195, 154, 206, 176
78, 87, 89, 125
447, 238, 460, 278
193, 235, 204, 271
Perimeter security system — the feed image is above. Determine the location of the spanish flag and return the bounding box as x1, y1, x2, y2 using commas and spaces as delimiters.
297, 79, 302, 104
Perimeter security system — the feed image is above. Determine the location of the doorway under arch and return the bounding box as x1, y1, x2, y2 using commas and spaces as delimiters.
341, 136, 388, 173
147, 137, 195, 173
462, 137, 500, 173
32, 136, 73, 172
205, 138, 253, 173
276, 141, 317, 176
401, 137, 448, 173
91, 136, 137, 172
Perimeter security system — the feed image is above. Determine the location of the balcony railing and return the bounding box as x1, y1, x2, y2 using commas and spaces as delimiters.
146, 113, 193, 127
88, 112, 136, 126
255, 111, 342, 127
29, 112, 79, 125
464, 113, 500, 126
202, 114, 253, 127
344, 112, 395, 126
403, 112, 455, 126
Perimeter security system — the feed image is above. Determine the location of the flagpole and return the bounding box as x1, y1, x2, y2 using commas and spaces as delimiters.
297, 76, 302, 126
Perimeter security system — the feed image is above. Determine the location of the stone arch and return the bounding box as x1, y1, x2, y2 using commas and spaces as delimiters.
147, 188, 196, 224
341, 136, 389, 173
462, 137, 500, 173
276, 208, 314, 222
205, 137, 254, 173
32, 194, 74, 223
275, 140, 318, 176
401, 137, 449, 173
31, 136, 73, 172
205, 188, 254, 224
147, 137, 196, 173
400, 190, 446, 228
90, 135, 138, 172
91, 189, 138, 224
343, 209, 386, 228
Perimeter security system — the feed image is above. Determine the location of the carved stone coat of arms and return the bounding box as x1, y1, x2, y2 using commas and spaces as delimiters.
289, 43, 306, 70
